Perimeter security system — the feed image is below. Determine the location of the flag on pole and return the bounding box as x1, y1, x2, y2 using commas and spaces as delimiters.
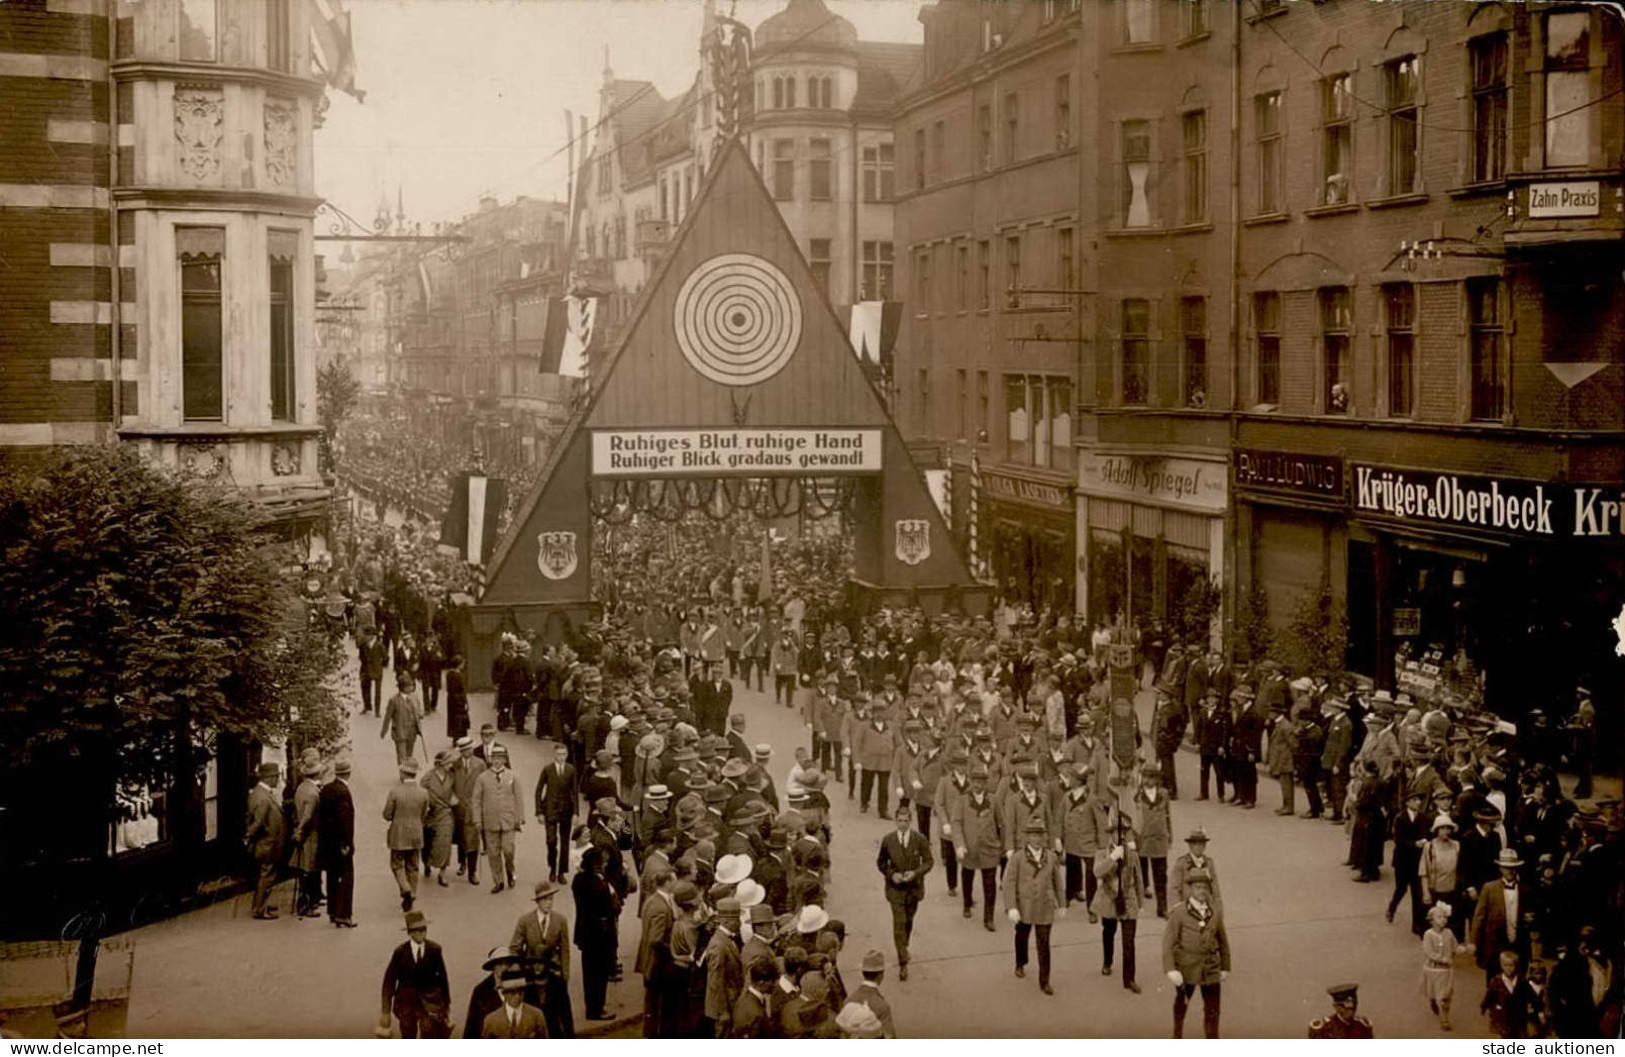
441, 472, 507, 566
540, 294, 596, 378
757, 532, 773, 603
309, 0, 365, 102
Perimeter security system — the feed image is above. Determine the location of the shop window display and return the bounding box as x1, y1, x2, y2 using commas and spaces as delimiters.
1390, 550, 1485, 709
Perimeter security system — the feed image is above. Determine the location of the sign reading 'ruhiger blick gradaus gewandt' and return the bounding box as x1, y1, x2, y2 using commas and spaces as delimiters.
591, 428, 883, 477
1351, 463, 1625, 539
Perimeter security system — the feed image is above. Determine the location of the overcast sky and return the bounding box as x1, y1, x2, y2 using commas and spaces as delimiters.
315, 0, 924, 233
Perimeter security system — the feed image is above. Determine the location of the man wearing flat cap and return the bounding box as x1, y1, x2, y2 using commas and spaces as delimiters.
245, 760, 287, 920
1308, 983, 1373, 1038
510, 879, 573, 1037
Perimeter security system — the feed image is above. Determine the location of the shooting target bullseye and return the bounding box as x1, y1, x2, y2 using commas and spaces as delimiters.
674, 253, 802, 386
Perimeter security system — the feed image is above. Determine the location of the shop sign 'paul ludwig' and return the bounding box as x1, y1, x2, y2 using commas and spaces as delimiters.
895, 519, 931, 566
1352, 463, 1625, 539
1234, 448, 1344, 499
536, 531, 579, 580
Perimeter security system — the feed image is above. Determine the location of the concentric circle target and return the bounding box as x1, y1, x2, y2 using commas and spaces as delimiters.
673, 253, 802, 386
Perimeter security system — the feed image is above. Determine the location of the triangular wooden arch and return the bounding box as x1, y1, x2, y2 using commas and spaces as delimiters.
478, 138, 979, 616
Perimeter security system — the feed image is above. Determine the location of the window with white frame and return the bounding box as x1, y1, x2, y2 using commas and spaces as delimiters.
1182, 110, 1207, 223
861, 241, 893, 300
1544, 11, 1591, 167
1256, 91, 1284, 214
1121, 298, 1150, 405
1321, 74, 1354, 204
1320, 286, 1351, 413
862, 143, 895, 202
1384, 56, 1420, 195
1470, 34, 1508, 182
809, 138, 832, 200
1122, 120, 1153, 227
808, 238, 831, 295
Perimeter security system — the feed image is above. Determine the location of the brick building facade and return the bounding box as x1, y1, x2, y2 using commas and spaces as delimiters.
892, 0, 1624, 723
894, 0, 1088, 613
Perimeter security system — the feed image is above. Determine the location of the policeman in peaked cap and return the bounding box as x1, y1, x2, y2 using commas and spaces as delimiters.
1308, 983, 1373, 1038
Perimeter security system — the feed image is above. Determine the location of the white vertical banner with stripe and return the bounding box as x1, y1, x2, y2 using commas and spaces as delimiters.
466, 474, 487, 565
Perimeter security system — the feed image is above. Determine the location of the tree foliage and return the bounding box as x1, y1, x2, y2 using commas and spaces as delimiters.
1276, 581, 1349, 681
316, 359, 361, 439
317, 360, 361, 474
0, 446, 333, 792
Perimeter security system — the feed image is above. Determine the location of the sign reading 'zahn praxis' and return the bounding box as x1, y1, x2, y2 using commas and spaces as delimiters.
591, 428, 882, 476
1352, 463, 1625, 539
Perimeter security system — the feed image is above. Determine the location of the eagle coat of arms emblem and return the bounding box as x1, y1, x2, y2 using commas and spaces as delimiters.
536, 531, 579, 580
894, 519, 930, 566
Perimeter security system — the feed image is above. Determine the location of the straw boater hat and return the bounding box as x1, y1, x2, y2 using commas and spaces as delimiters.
735, 879, 766, 908
715, 854, 752, 885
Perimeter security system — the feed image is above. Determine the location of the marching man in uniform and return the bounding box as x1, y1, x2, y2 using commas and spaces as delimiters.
1163, 870, 1229, 1038
1004, 818, 1066, 995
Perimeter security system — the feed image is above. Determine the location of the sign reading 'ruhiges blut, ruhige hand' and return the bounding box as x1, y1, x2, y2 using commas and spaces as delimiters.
590, 428, 882, 477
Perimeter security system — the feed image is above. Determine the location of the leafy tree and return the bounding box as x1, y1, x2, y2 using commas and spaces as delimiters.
1278, 581, 1349, 682
317, 360, 361, 472
0, 446, 341, 863
1236, 584, 1273, 668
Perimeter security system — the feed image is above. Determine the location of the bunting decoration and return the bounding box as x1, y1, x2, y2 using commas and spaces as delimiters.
708, 16, 752, 159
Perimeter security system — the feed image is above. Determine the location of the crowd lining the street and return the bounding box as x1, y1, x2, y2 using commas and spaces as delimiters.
245, 504, 1622, 1040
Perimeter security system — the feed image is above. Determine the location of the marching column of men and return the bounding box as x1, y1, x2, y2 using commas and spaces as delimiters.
249, 564, 1621, 1042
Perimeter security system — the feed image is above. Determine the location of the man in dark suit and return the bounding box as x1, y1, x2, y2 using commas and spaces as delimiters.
1460, 806, 1505, 901
1387, 790, 1429, 934
358, 629, 386, 714
244, 761, 286, 920
875, 804, 933, 980
380, 910, 452, 1038
1472, 850, 1530, 986
510, 880, 574, 1038
697, 662, 733, 737
1193, 689, 1230, 802
534, 743, 577, 883
317, 757, 357, 927
636, 866, 676, 1037
1182, 642, 1211, 719
726, 714, 751, 762
481, 971, 546, 1038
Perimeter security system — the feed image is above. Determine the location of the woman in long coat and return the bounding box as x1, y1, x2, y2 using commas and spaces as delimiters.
1347, 760, 1389, 882
444, 654, 469, 741
421, 751, 458, 884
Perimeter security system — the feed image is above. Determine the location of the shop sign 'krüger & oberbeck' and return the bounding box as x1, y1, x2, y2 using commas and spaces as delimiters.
1352, 464, 1625, 538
